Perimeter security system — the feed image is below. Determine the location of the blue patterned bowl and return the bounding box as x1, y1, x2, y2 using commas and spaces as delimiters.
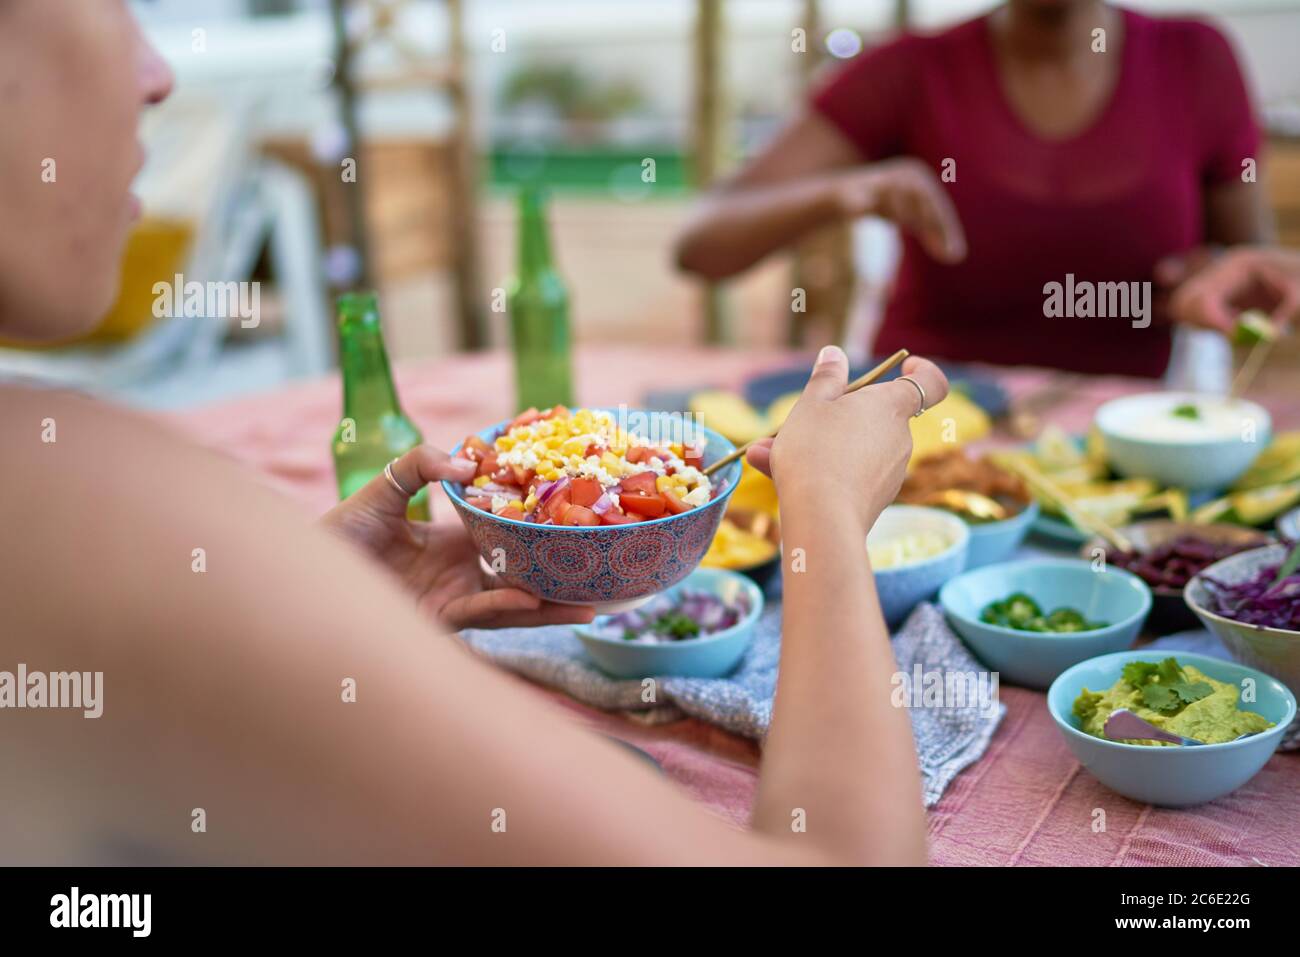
443, 412, 742, 612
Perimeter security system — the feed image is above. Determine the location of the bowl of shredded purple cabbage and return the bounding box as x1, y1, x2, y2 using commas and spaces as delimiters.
1192, 542, 1300, 633
1186, 543, 1300, 747
574, 567, 763, 678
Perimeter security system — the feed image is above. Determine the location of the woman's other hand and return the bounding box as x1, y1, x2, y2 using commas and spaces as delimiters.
745, 347, 950, 531
1159, 246, 1300, 335
836, 158, 968, 264
320, 446, 595, 631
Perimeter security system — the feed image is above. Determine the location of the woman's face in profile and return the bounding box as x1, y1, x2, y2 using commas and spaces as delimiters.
0, 0, 172, 342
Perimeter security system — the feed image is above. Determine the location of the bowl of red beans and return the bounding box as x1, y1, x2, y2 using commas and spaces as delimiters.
1082, 520, 1271, 633
442, 405, 742, 612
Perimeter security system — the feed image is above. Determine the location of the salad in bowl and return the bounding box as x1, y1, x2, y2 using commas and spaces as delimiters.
442, 405, 741, 612
455, 405, 718, 525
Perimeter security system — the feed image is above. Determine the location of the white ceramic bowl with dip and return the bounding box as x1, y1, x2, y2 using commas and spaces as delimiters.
1094, 391, 1271, 492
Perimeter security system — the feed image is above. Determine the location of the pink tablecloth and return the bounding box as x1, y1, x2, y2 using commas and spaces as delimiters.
174, 345, 1300, 866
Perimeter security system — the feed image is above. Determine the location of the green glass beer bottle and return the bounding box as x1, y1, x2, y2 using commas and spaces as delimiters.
331, 291, 430, 521
507, 186, 575, 411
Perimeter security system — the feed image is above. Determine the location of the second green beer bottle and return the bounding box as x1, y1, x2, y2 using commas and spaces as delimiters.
507, 185, 574, 412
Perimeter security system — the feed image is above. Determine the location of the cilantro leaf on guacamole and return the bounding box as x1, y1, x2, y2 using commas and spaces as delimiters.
1121, 658, 1213, 715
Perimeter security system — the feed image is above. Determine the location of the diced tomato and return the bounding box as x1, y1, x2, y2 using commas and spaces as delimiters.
542, 405, 569, 420
543, 486, 572, 522
475, 451, 500, 479
620, 492, 667, 518
460, 435, 491, 462
467, 496, 493, 510
509, 407, 541, 430
620, 472, 658, 496
560, 504, 600, 526
510, 465, 535, 488
629, 446, 671, 465
661, 488, 691, 514
583, 443, 604, 458
683, 446, 704, 469
569, 478, 602, 508
599, 510, 638, 525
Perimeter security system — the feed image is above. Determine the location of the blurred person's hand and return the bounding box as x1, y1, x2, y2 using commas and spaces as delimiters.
1157, 246, 1300, 335
745, 348, 950, 531
836, 159, 967, 264
320, 446, 595, 631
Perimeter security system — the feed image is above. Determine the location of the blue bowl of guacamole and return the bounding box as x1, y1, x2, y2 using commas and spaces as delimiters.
1047, 650, 1295, 807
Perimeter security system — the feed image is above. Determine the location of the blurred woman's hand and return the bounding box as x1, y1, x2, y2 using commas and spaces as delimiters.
1160, 246, 1300, 334
836, 159, 967, 264
745, 347, 949, 531
320, 446, 594, 631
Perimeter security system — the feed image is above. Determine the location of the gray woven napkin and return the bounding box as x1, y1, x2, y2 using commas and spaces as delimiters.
462, 601, 1005, 807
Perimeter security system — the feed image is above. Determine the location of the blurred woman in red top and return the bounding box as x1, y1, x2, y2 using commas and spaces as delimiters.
675, 0, 1270, 377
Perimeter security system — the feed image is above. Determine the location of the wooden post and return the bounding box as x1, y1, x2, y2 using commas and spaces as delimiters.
329, 0, 376, 291
692, 0, 729, 345
894, 0, 911, 30
788, 0, 855, 349
445, 0, 488, 350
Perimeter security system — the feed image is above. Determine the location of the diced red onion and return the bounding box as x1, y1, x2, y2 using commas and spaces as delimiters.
591, 492, 615, 515
536, 476, 569, 505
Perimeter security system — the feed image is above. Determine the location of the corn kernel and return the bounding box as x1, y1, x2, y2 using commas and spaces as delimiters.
655, 475, 673, 493
502, 499, 524, 511
523, 493, 538, 510
472, 475, 490, 488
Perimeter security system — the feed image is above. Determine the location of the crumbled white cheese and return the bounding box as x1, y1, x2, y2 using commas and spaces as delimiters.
576, 456, 619, 487
682, 485, 711, 507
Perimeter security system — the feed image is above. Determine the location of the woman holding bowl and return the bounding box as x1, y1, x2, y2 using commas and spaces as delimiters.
2, 0, 948, 865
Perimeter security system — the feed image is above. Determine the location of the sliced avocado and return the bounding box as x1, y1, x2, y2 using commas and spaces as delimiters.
1235, 457, 1300, 492
1234, 310, 1278, 346
1132, 488, 1189, 523
1231, 481, 1300, 527
1191, 494, 1235, 525
1233, 433, 1300, 491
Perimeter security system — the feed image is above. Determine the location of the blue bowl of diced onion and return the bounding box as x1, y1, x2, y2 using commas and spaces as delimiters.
574, 567, 764, 678
869, 505, 971, 628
